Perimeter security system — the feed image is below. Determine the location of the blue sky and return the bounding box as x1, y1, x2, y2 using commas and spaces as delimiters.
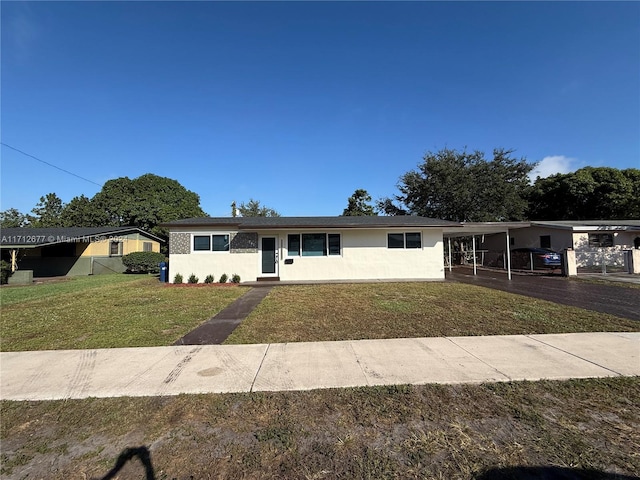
2, 1, 639, 217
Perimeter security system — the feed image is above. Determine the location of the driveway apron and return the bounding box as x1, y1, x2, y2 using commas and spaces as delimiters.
447, 268, 640, 321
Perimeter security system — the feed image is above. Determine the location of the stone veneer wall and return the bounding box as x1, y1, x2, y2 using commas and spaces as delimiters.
170, 232, 258, 254
230, 232, 258, 253
169, 233, 190, 254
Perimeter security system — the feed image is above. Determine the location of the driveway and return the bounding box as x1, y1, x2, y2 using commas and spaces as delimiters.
446, 268, 640, 322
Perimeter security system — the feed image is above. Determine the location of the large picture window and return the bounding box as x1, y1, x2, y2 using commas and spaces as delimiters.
388, 232, 422, 249
287, 233, 341, 257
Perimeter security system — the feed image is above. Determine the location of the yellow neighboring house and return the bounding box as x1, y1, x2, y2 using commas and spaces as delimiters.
0, 226, 164, 278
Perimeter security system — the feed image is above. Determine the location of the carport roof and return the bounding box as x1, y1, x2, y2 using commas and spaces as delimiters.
0, 226, 164, 248
443, 222, 531, 236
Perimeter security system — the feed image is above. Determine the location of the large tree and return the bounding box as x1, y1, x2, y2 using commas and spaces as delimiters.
0, 208, 29, 228
235, 199, 280, 217
378, 148, 534, 221
59, 194, 103, 227
87, 174, 207, 237
528, 167, 640, 220
342, 189, 377, 216
28, 193, 65, 227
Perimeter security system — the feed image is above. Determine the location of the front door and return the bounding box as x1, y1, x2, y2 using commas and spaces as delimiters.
261, 237, 278, 276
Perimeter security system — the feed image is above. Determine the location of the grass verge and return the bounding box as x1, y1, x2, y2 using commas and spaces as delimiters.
225, 283, 638, 344
0, 275, 247, 351
1, 377, 638, 479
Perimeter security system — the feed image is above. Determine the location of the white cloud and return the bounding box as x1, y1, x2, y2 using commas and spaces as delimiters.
529, 155, 576, 182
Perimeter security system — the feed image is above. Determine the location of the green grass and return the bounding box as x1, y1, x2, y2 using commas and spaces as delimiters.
225, 282, 639, 344
0, 274, 143, 306
1, 377, 638, 479
0, 275, 247, 351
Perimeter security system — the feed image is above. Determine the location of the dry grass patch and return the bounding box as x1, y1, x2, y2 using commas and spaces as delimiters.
1, 378, 638, 479
225, 283, 638, 344
1, 275, 247, 351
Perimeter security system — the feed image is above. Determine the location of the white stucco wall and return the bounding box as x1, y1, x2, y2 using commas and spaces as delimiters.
168, 228, 445, 283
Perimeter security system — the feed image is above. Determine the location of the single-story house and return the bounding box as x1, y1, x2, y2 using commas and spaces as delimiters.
476, 220, 640, 273
1, 226, 164, 278
162, 216, 461, 283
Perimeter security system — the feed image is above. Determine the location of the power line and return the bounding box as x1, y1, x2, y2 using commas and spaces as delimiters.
1, 142, 102, 187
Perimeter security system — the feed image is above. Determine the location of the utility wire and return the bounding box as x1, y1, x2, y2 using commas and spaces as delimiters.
1, 142, 102, 187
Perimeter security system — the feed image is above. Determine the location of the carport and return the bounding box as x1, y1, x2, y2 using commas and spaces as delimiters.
443, 222, 532, 280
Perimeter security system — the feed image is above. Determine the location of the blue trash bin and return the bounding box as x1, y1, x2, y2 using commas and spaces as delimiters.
159, 262, 168, 282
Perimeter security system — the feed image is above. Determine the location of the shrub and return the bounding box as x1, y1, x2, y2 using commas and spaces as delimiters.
188, 274, 199, 284
204, 274, 215, 284
231, 273, 241, 284
122, 251, 166, 274
219, 273, 228, 283
1, 260, 12, 285
173, 273, 183, 284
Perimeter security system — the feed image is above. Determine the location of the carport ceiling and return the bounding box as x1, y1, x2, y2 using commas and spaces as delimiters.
443, 222, 532, 237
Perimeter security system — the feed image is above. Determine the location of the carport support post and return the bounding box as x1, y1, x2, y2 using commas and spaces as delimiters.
506, 231, 512, 280
10, 249, 17, 273
447, 237, 452, 272
472, 235, 477, 275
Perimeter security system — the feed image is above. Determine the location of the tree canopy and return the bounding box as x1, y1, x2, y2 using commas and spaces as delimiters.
0, 208, 28, 228
378, 148, 534, 222
0, 174, 206, 238
234, 199, 280, 217
342, 189, 377, 216
88, 174, 207, 236
528, 167, 640, 220
28, 193, 66, 227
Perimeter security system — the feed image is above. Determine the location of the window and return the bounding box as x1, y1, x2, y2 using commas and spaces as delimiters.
110, 241, 122, 256
387, 233, 404, 249
388, 232, 422, 249
328, 234, 341, 255
302, 233, 326, 256
212, 234, 230, 252
143, 242, 153, 252
287, 233, 341, 256
193, 235, 210, 251
288, 234, 300, 256
588, 233, 613, 248
405, 233, 422, 249
540, 235, 551, 249
193, 234, 230, 252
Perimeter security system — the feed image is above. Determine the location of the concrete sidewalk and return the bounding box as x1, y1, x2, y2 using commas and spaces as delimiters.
1, 332, 638, 401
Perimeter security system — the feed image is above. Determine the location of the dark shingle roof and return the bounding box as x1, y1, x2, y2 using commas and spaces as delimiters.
162, 216, 461, 230
0, 226, 164, 247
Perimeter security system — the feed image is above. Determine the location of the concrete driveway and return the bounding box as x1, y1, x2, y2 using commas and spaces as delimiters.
446, 268, 640, 321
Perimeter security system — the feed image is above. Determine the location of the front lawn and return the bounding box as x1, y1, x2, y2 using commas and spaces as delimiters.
0, 275, 247, 351
225, 282, 639, 344
1, 377, 638, 479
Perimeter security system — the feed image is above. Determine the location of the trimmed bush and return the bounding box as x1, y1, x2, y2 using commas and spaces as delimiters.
219, 273, 228, 284
188, 274, 199, 284
1, 260, 12, 285
204, 274, 215, 284
173, 273, 183, 284
122, 251, 166, 274
231, 273, 241, 284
